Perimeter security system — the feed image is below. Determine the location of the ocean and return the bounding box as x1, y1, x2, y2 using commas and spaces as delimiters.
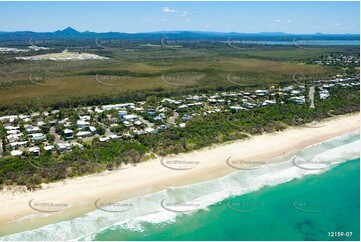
1, 131, 359, 241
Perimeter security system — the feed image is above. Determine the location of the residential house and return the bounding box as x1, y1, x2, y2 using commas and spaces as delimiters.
64, 129, 74, 139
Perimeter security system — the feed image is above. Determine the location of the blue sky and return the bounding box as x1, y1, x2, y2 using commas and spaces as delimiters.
0, 1, 359, 34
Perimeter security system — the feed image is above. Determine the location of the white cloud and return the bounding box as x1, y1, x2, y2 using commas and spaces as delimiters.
286, 20, 292, 23
162, 7, 178, 13
274, 19, 281, 22
162, 7, 191, 21
331, 23, 342, 27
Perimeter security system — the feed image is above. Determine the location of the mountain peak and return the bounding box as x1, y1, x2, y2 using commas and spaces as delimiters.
55, 27, 80, 35
63, 27, 79, 33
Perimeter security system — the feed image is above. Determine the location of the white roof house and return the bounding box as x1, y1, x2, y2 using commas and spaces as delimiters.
7, 133, 23, 142
4, 125, 20, 130
64, 129, 74, 139
109, 134, 120, 139
44, 145, 55, 151
102, 103, 135, 111
64, 129, 73, 134
30, 133, 47, 142
71, 142, 84, 149
26, 126, 41, 134
6, 130, 20, 135
28, 147, 40, 155
319, 90, 330, 99
9, 141, 28, 148
123, 114, 138, 121
123, 121, 133, 127
99, 137, 110, 142
11, 150, 23, 156
89, 126, 97, 133
229, 106, 248, 111
77, 120, 90, 128
179, 123, 186, 128
0, 115, 18, 123
57, 143, 71, 151
76, 131, 92, 138
144, 127, 157, 134
79, 115, 91, 120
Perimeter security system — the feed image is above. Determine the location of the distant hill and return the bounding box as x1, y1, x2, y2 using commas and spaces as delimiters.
0, 27, 359, 41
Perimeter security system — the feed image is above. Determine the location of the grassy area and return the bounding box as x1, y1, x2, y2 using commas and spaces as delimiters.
0, 44, 358, 113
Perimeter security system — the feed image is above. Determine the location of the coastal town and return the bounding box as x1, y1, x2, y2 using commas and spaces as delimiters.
313, 54, 360, 67
0, 74, 359, 158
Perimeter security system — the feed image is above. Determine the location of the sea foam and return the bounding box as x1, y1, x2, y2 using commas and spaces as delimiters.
1, 132, 359, 241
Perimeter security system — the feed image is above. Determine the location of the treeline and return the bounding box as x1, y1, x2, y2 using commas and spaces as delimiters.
0, 82, 275, 116
139, 86, 359, 155
0, 140, 147, 190
0, 86, 358, 190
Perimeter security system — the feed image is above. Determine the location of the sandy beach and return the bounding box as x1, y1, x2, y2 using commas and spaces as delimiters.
0, 113, 359, 235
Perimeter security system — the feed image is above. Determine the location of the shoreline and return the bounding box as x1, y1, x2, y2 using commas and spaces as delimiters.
0, 113, 359, 235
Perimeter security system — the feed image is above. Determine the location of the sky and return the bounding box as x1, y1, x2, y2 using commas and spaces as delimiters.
0, 1, 359, 34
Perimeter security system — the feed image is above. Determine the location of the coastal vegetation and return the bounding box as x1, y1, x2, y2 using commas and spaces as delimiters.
0, 37, 359, 191
0, 85, 359, 190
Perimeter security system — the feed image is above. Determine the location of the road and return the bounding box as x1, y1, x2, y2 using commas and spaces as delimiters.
309, 86, 315, 108
50, 126, 62, 144
138, 116, 154, 128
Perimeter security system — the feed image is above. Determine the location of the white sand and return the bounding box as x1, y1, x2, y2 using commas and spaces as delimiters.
0, 113, 359, 228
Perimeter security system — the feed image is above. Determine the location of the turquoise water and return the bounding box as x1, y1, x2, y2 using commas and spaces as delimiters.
1, 132, 359, 241
94, 158, 359, 241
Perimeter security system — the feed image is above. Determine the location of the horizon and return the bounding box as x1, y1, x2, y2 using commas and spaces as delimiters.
0, 1, 359, 34
0, 26, 360, 35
